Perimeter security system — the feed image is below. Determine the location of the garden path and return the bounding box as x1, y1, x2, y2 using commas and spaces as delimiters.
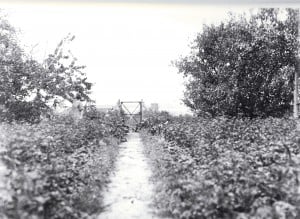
97, 132, 158, 219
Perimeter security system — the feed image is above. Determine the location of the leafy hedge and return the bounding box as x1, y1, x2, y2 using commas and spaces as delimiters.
142, 116, 300, 218
0, 111, 127, 219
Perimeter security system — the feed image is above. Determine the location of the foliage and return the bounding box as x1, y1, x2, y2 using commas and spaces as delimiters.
142, 116, 300, 218
0, 14, 92, 123
0, 16, 37, 122
0, 112, 127, 219
83, 105, 129, 141
40, 34, 93, 106
137, 110, 173, 133
175, 9, 299, 118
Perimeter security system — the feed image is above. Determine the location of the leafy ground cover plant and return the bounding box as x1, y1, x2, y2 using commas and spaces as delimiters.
0, 111, 127, 219
141, 116, 300, 219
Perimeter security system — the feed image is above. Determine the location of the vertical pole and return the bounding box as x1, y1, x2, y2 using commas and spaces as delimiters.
294, 9, 300, 119
294, 69, 298, 119
140, 100, 143, 123
119, 102, 124, 118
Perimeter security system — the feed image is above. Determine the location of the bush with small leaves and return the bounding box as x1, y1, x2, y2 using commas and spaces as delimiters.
0, 112, 127, 219
142, 116, 300, 218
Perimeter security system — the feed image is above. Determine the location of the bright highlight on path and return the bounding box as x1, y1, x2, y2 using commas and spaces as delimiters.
98, 132, 157, 219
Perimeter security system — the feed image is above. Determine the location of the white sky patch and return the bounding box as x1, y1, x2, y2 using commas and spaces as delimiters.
0, 2, 292, 115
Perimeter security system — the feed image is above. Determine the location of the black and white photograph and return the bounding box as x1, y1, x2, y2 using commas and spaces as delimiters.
0, 0, 300, 218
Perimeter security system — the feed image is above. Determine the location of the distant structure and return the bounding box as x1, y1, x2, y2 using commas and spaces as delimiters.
150, 103, 159, 112
97, 105, 116, 113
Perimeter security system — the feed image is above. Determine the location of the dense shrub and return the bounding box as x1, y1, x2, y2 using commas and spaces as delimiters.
0, 15, 92, 123
0, 100, 49, 123
0, 112, 127, 219
142, 116, 300, 218
175, 9, 298, 118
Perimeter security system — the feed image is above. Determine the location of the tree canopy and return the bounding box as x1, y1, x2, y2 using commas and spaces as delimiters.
0, 16, 92, 122
175, 9, 299, 118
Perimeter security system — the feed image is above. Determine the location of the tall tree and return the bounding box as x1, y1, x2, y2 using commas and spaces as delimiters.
175, 9, 299, 118
0, 15, 34, 120
34, 34, 93, 109
0, 16, 92, 122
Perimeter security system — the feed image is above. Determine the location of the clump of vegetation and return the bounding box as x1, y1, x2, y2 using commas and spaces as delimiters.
0, 14, 92, 123
142, 115, 300, 218
0, 12, 130, 219
145, 10, 300, 217
0, 111, 127, 219
175, 9, 299, 118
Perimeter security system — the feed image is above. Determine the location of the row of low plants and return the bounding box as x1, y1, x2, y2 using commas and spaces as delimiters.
0, 109, 128, 219
141, 115, 300, 218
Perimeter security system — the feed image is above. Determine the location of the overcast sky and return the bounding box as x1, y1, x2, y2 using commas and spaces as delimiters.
1, 1, 299, 114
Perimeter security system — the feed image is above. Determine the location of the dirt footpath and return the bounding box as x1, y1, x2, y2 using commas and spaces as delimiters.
98, 132, 157, 219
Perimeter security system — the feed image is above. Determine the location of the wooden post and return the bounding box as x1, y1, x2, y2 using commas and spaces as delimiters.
294, 9, 300, 119
139, 100, 143, 123
294, 69, 298, 118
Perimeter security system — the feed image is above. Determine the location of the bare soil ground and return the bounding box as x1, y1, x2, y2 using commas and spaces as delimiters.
98, 132, 158, 219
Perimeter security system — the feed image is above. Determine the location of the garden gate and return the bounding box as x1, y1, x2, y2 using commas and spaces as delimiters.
119, 100, 143, 125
